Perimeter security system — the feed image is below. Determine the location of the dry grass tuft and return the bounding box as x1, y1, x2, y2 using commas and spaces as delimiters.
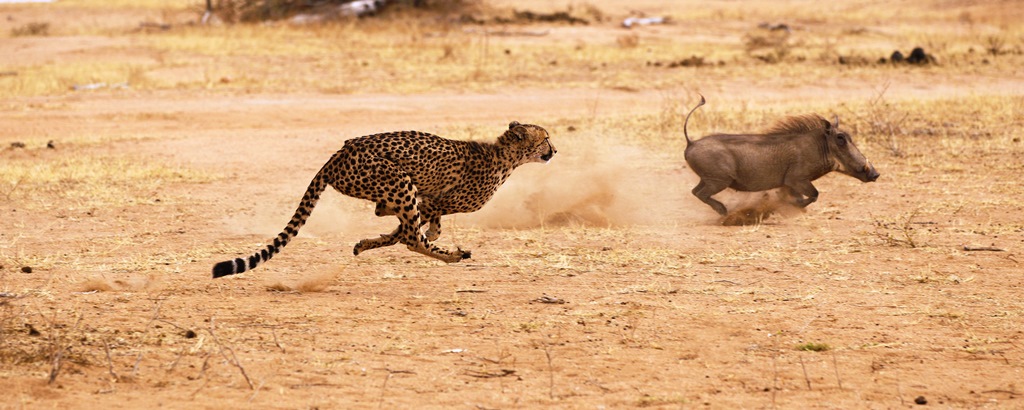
11, 22, 50, 37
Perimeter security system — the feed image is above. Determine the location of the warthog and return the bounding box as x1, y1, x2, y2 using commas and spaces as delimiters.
683, 96, 879, 216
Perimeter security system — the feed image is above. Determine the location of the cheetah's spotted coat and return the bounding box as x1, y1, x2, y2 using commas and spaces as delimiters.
212, 122, 555, 278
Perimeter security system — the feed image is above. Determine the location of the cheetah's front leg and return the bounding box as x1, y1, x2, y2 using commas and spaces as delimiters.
417, 201, 443, 242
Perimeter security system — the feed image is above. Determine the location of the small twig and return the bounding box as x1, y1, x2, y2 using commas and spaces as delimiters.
798, 355, 811, 390
131, 351, 144, 378
145, 299, 164, 328
464, 369, 516, 378
896, 373, 905, 405
831, 351, 843, 390
377, 371, 392, 410
195, 352, 211, 380
543, 343, 555, 400
770, 336, 778, 408
167, 348, 187, 374
535, 295, 565, 304
963, 245, 1004, 252
271, 326, 285, 353
455, 289, 487, 293
104, 340, 120, 383
248, 379, 265, 403
48, 345, 67, 385
208, 317, 255, 390
156, 319, 190, 333
190, 376, 211, 399
981, 389, 1020, 395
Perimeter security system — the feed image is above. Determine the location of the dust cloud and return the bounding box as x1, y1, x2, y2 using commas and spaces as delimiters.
719, 189, 804, 226
462, 140, 702, 229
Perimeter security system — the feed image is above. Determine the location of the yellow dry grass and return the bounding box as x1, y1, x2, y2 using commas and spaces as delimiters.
2, 0, 1021, 97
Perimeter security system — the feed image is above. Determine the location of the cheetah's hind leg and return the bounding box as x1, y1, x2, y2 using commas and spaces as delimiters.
353, 226, 400, 256
340, 158, 467, 262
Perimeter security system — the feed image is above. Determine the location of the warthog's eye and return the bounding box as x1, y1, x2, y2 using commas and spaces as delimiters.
837, 134, 847, 146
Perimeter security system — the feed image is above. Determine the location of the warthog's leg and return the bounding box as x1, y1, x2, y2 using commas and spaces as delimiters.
783, 180, 820, 208
692, 179, 730, 216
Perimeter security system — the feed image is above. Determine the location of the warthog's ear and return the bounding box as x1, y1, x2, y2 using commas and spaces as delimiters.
821, 117, 833, 133
832, 114, 840, 130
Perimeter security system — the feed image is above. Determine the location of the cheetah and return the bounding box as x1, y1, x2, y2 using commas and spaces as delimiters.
212, 121, 556, 278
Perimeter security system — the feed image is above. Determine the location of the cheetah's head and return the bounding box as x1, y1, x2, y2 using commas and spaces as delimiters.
498, 121, 556, 165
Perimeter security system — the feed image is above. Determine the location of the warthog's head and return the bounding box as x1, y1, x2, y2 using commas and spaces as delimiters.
500, 121, 556, 165
823, 116, 880, 183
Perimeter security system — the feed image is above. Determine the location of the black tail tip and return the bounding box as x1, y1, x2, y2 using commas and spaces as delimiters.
212, 261, 236, 279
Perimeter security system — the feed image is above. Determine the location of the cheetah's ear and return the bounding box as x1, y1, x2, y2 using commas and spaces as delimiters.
508, 121, 526, 141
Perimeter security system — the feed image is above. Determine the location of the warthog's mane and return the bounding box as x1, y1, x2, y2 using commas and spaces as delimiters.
762, 114, 828, 136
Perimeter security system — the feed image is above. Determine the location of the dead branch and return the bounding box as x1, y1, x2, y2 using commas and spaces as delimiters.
104, 340, 120, 383
208, 317, 255, 390
271, 326, 285, 353
543, 344, 555, 399
962, 245, 1004, 252
831, 351, 843, 390
464, 369, 516, 378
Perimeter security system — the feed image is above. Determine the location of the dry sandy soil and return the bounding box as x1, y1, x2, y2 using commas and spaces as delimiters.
1, 1, 1023, 409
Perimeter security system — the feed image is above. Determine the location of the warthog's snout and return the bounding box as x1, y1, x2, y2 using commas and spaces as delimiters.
864, 165, 880, 182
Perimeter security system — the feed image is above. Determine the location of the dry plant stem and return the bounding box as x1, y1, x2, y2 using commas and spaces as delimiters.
44, 311, 82, 385
167, 347, 187, 374
144, 299, 164, 328
104, 340, 120, 383
799, 355, 811, 390
897, 373, 906, 405
271, 326, 285, 353
544, 343, 555, 400
770, 337, 779, 408
190, 376, 211, 399
208, 316, 255, 390
377, 371, 393, 410
131, 351, 144, 377
248, 380, 265, 403
831, 351, 843, 390
963, 246, 1004, 252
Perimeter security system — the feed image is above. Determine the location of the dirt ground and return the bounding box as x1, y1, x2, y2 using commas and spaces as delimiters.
2, 1, 1023, 409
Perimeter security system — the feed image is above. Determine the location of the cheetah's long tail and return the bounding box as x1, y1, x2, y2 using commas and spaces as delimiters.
212, 170, 329, 278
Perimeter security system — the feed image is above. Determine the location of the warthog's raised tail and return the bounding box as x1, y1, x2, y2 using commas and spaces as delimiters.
683, 94, 706, 145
